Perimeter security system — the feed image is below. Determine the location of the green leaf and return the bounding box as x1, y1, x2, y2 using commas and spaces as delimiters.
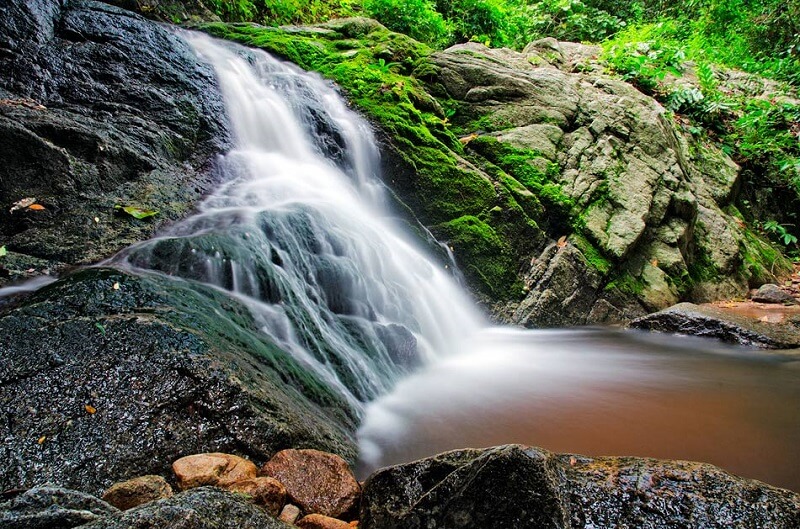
0, 245, 6, 257
114, 205, 159, 219
95, 322, 106, 335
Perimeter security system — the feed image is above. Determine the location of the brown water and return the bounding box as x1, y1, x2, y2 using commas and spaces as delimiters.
357, 328, 800, 491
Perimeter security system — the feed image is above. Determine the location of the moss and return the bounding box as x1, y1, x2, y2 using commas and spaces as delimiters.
434, 215, 521, 298
604, 271, 646, 296
739, 229, 793, 285
570, 233, 612, 275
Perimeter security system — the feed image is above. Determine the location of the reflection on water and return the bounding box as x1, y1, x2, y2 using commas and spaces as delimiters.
357, 328, 800, 492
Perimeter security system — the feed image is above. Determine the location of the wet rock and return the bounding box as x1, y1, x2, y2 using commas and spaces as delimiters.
227, 477, 286, 516
101, 475, 173, 511
260, 449, 360, 519
173, 453, 258, 490
83, 486, 291, 529
0, 0, 232, 286
279, 503, 302, 524
0, 485, 119, 528
297, 513, 352, 529
360, 445, 800, 529
630, 302, 800, 348
0, 268, 357, 496
752, 283, 797, 304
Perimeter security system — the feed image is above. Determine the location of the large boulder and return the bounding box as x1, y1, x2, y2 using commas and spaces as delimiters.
0, 268, 357, 496
0, 486, 119, 529
360, 445, 800, 529
101, 475, 173, 511
0, 0, 231, 285
631, 302, 800, 348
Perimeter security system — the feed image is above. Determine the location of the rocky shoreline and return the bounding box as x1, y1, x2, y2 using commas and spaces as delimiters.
4, 446, 799, 529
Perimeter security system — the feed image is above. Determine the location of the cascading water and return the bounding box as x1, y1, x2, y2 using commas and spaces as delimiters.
49, 32, 800, 492
115, 33, 482, 412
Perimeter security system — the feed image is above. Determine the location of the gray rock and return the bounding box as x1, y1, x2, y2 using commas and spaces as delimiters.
0, 268, 357, 496
84, 487, 292, 528
753, 283, 797, 304
630, 302, 800, 348
0, 485, 118, 529
360, 445, 800, 529
0, 0, 232, 286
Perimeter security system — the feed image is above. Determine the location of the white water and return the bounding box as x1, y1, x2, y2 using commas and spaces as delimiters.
115, 33, 482, 410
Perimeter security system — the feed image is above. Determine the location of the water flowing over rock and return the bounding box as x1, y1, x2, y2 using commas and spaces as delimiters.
360, 445, 800, 529
0, 0, 231, 285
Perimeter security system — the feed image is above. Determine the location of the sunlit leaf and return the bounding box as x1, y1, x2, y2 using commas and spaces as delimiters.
0, 246, 6, 258
85, 404, 97, 415
114, 205, 159, 219
95, 322, 106, 335
27, 203, 45, 211
556, 236, 567, 248
37, 436, 46, 445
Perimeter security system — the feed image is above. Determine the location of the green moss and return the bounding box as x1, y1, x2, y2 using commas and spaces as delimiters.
570, 233, 612, 275
604, 271, 645, 296
739, 229, 793, 285
435, 215, 521, 298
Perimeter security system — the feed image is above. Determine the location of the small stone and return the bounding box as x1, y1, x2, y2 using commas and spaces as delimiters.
279, 503, 301, 524
752, 284, 797, 304
260, 449, 360, 519
173, 453, 257, 490
296, 513, 351, 529
226, 477, 286, 516
102, 475, 173, 510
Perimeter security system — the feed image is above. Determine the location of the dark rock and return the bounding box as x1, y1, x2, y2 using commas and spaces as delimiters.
260, 449, 360, 519
83, 486, 291, 528
0, 268, 357, 496
360, 445, 800, 529
752, 283, 797, 304
0, 485, 118, 528
631, 302, 800, 348
0, 0, 232, 286
102, 475, 173, 511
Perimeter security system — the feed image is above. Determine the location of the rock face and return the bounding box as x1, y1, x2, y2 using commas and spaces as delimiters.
360, 445, 800, 529
0, 268, 357, 496
260, 449, 361, 519
102, 475, 173, 511
631, 302, 800, 348
226, 477, 287, 516
83, 487, 291, 529
0, 0, 231, 285
0, 486, 119, 529
173, 453, 258, 490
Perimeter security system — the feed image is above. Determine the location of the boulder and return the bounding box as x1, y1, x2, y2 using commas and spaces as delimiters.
227, 477, 287, 516
297, 514, 352, 529
260, 449, 360, 519
0, 268, 357, 496
0, 0, 231, 286
173, 454, 258, 490
752, 283, 797, 304
82, 487, 291, 529
630, 302, 800, 348
101, 475, 173, 511
360, 445, 800, 529
0, 486, 119, 529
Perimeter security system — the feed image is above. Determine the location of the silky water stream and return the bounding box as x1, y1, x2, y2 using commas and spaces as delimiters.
36, 33, 800, 491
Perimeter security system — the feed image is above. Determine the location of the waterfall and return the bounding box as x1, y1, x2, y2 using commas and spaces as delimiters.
115, 33, 482, 411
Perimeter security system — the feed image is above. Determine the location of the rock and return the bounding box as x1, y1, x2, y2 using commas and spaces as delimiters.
0, 485, 119, 528
101, 475, 173, 511
0, 0, 232, 286
260, 449, 360, 519
360, 445, 800, 529
227, 477, 287, 516
279, 504, 302, 524
752, 283, 797, 304
630, 302, 800, 348
297, 514, 352, 529
82, 486, 291, 529
173, 453, 258, 490
0, 268, 357, 496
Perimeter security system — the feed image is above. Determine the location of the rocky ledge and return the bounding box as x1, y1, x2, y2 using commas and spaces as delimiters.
3, 445, 799, 529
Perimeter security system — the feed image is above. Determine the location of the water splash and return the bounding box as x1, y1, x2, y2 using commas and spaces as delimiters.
115, 33, 482, 411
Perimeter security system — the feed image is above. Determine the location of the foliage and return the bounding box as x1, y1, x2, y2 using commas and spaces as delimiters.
763, 220, 798, 247
115, 205, 159, 219
362, 0, 453, 48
